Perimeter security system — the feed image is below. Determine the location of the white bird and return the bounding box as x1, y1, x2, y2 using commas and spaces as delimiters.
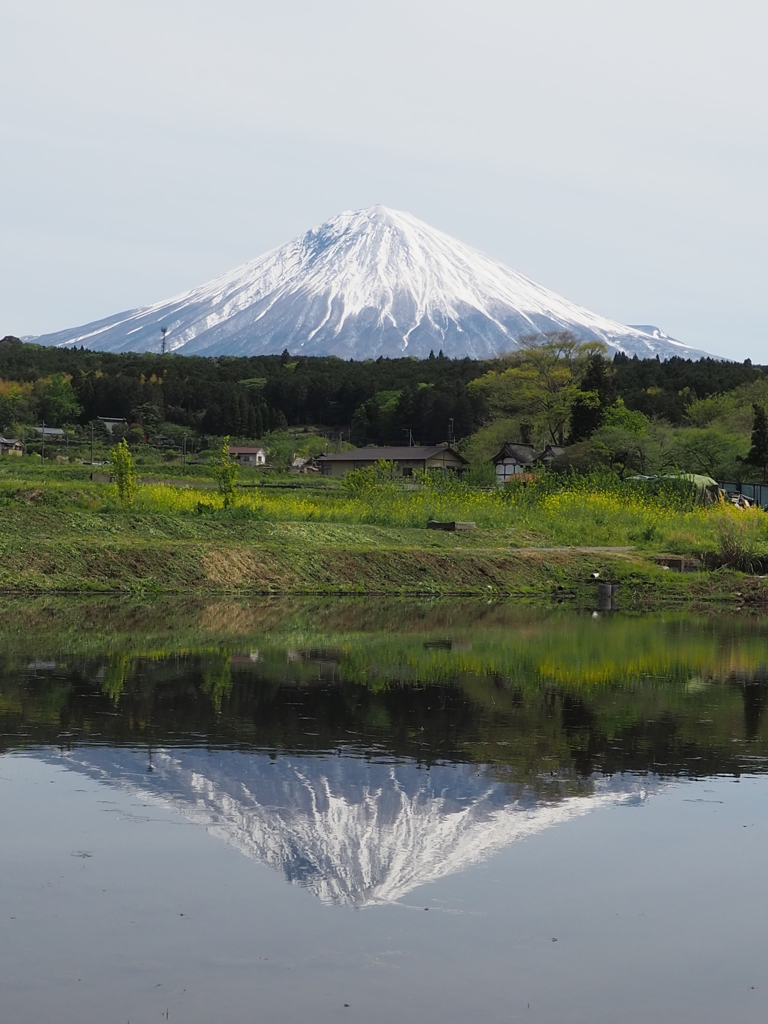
591, 572, 600, 579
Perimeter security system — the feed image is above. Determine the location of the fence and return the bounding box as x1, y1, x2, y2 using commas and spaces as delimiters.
719, 481, 768, 507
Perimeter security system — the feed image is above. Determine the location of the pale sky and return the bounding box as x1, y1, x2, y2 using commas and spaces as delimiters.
1, 0, 766, 360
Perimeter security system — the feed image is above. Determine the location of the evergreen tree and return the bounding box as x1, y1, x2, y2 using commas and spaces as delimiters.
745, 404, 768, 482
247, 404, 259, 438
569, 353, 614, 442
238, 394, 249, 436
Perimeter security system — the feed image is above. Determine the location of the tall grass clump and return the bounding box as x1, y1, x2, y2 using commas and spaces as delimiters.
710, 508, 767, 572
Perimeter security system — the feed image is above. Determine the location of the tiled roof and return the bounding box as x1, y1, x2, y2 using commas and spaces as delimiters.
491, 443, 539, 465
317, 446, 467, 463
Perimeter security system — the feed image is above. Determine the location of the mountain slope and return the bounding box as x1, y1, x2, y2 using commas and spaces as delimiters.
32, 206, 713, 360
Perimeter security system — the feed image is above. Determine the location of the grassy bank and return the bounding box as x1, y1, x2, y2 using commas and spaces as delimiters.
2, 461, 768, 604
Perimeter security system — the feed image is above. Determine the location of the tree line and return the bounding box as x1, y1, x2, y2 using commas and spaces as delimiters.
0, 333, 763, 453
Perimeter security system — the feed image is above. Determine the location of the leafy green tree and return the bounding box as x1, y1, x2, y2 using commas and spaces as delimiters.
468, 334, 605, 446
35, 373, 82, 426
576, 401, 658, 475
671, 427, 745, 479
109, 437, 137, 507
743, 404, 768, 482
0, 380, 34, 431
213, 436, 238, 507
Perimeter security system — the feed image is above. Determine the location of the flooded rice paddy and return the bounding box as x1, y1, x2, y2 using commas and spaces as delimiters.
1, 599, 768, 1023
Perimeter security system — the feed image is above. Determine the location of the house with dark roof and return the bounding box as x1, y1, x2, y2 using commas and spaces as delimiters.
97, 416, 128, 434
491, 443, 539, 484
540, 444, 566, 464
0, 437, 23, 456
316, 446, 467, 478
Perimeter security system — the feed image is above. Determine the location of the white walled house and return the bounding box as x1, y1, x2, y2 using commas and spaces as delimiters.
229, 446, 267, 466
492, 443, 539, 484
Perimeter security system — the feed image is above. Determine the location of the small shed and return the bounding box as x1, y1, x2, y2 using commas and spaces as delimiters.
316, 446, 467, 478
491, 442, 539, 484
229, 446, 267, 466
0, 437, 23, 456
33, 426, 65, 438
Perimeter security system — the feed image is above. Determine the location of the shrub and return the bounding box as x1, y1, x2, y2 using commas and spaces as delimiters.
342, 460, 397, 495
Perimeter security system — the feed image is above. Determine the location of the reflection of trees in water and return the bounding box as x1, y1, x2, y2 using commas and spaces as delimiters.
734, 670, 768, 741
201, 652, 233, 713
3, 645, 768, 787
102, 653, 130, 703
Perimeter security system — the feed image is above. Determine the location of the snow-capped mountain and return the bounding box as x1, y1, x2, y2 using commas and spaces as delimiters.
32, 207, 713, 361
43, 747, 659, 906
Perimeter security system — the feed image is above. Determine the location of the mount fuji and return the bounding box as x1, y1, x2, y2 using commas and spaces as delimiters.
32, 206, 713, 361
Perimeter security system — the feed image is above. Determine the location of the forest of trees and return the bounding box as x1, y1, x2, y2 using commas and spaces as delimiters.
1, 333, 767, 479
0, 336, 485, 443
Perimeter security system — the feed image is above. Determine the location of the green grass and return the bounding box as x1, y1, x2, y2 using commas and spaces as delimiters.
2, 459, 768, 600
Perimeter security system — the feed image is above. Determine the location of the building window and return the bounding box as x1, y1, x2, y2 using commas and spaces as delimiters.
402, 467, 413, 477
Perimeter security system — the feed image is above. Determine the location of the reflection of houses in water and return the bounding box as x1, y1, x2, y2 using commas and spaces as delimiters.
423, 639, 472, 652
283, 649, 346, 681
46, 747, 658, 906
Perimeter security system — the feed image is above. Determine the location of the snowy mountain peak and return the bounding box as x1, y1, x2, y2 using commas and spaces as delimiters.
31, 206, 715, 361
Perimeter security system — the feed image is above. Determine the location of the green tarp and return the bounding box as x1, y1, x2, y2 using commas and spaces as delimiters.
630, 473, 723, 505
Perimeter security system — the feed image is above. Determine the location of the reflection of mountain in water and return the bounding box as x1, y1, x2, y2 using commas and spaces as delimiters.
46, 748, 659, 905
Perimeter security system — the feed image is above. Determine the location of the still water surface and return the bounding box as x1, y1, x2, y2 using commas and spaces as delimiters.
1, 599, 768, 1022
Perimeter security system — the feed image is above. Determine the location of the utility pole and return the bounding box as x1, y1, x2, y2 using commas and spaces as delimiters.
182, 433, 187, 466
91, 422, 94, 465
41, 422, 45, 463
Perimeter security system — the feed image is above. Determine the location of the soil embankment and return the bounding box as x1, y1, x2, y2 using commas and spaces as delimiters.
0, 532, 764, 607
